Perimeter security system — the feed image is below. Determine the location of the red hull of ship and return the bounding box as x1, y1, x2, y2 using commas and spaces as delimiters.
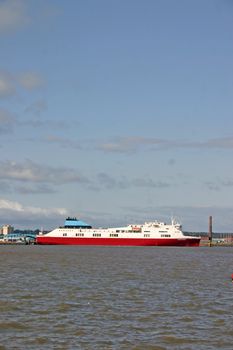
36, 236, 200, 247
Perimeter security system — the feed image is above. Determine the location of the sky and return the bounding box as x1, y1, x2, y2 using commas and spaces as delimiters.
0, 0, 233, 232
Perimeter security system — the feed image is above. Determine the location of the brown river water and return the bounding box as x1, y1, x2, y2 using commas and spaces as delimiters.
0, 245, 232, 350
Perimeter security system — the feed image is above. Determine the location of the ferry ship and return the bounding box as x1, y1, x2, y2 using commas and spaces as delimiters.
36, 217, 200, 246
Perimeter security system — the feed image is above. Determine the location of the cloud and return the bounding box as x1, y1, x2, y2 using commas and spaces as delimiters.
27, 133, 233, 154
0, 181, 57, 195
0, 160, 89, 185
204, 182, 220, 191
25, 99, 47, 116
18, 72, 44, 90
204, 179, 233, 191
132, 178, 170, 188
95, 173, 171, 190
97, 136, 233, 153
21, 120, 69, 131
45, 135, 81, 148
0, 71, 15, 98
0, 198, 67, 220
0, 107, 67, 137
0, 161, 172, 192
120, 204, 233, 232
97, 173, 125, 189
221, 180, 233, 187
0, 70, 45, 99
15, 184, 57, 194
0, 109, 17, 133
168, 158, 176, 166
97, 137, 168, 153
204, 137, 233, 149
0, 0, 29, 34
0, 197, 68, 229
1, 198, 232, 232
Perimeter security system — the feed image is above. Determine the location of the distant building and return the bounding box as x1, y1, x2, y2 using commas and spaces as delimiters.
2, 225, 14, 235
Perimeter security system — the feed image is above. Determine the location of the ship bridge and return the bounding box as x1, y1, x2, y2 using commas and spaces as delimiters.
64, 217, 92, 229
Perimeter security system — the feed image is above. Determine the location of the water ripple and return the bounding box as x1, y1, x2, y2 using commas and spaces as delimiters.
0, 246, 233, 349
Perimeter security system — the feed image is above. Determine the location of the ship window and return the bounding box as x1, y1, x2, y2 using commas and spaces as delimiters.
110, 234, 118, 237
144, 234, 150, 237
93, 233, 101, 237
63, 233, 67, 236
